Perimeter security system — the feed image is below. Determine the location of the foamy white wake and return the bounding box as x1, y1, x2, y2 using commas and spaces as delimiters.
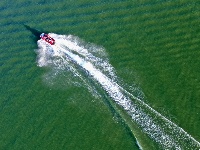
36, 33, 200, 149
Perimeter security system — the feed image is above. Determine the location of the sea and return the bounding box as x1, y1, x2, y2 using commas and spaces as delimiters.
0, 0, 200, 150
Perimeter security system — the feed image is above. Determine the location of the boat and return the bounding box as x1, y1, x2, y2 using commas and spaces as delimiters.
40, 33, 55, 45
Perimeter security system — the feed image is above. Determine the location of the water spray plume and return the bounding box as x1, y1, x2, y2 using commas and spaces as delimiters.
36, 33, 200, 149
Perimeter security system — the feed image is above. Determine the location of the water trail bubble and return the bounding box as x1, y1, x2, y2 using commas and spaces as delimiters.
36, 33, 200, 149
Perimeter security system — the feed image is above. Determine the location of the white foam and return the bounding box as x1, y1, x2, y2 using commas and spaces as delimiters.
36, 34, 200, 149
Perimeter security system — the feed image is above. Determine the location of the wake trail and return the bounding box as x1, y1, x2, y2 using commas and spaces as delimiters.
36, 33, 200, 149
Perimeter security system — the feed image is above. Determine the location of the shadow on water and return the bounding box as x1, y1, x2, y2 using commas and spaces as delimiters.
23, 24, 50, 42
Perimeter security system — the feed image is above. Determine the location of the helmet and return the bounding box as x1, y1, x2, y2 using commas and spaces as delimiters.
40, 33, 44, 38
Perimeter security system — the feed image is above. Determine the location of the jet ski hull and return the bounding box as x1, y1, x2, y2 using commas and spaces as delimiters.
40, 33, 55, 45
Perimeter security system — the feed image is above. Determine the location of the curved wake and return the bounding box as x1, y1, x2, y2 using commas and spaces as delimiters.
36, 33, 200, 149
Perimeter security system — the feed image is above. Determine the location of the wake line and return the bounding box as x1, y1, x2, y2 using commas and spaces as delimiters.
37, 34, 200, 149
56, 45, 200, 149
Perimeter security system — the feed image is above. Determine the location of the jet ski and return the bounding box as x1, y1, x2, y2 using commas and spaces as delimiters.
40, 33, 55, 45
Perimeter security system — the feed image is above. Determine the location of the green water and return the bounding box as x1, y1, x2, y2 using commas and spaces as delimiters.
1, 0, 200, 149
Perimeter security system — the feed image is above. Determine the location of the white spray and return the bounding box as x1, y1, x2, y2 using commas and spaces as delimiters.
36, 33, 200, 149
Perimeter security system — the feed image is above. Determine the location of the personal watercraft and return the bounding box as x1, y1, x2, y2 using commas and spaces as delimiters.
40, 33, 55, 45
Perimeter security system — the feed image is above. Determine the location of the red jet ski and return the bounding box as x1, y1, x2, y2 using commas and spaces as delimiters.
40, 33, 55, 45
